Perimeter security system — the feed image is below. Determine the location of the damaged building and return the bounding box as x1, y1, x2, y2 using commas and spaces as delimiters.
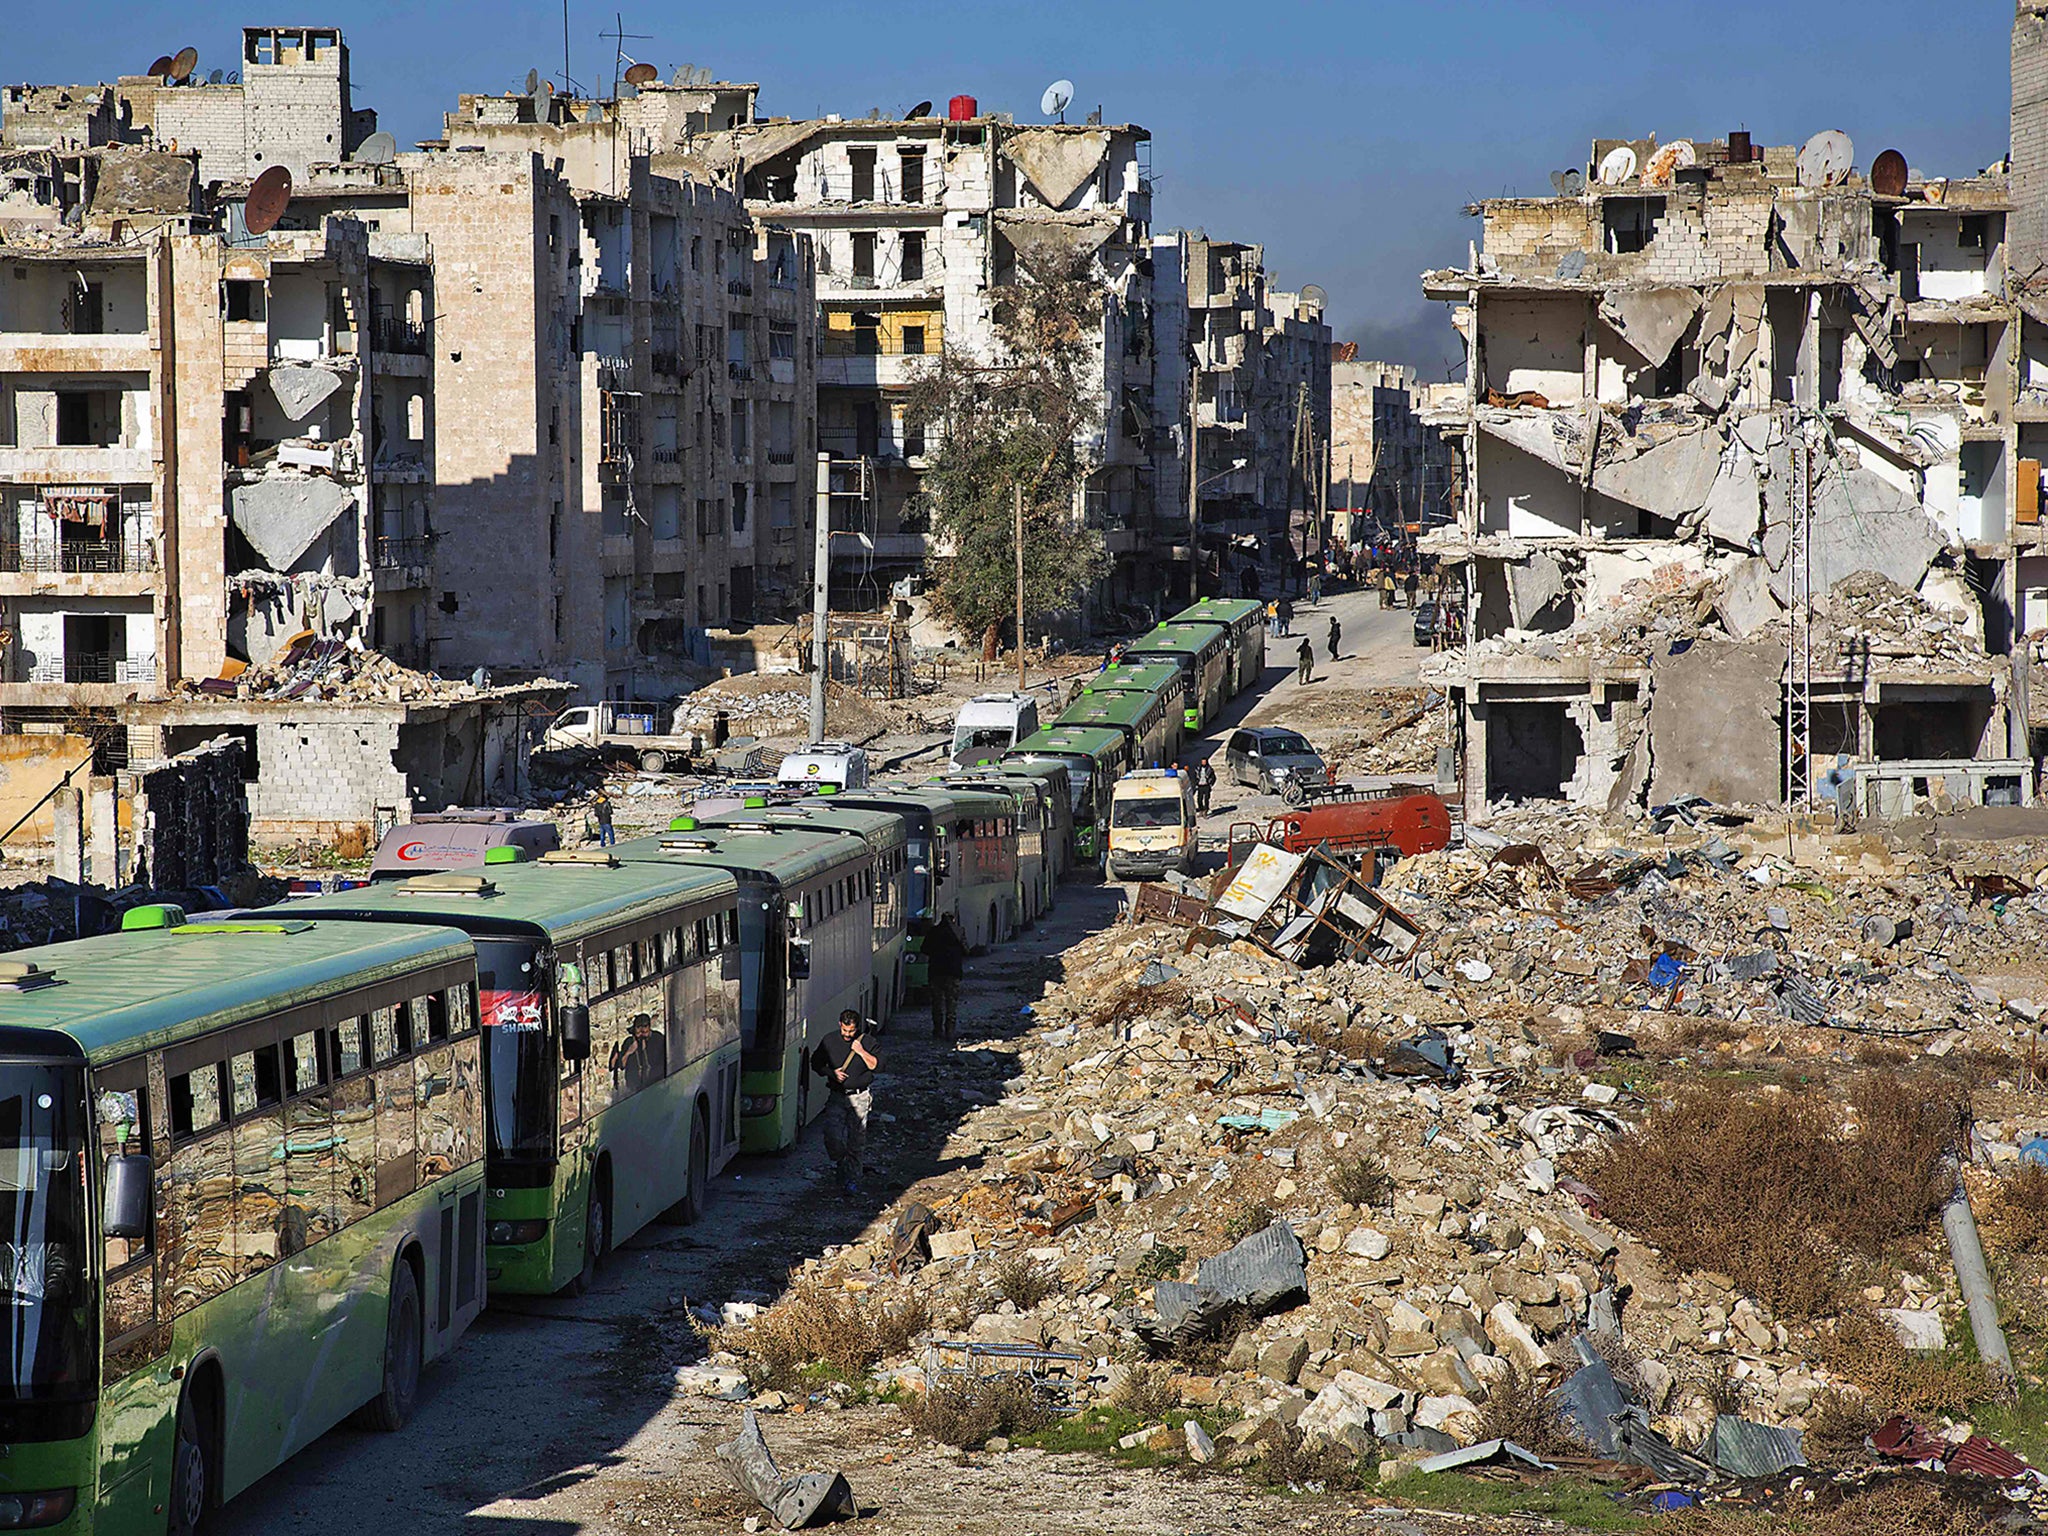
1154, 233, 1333, 599
685, 97, 1186, 625
1421, 108, 2039, 816
1328, 349, 1460, 536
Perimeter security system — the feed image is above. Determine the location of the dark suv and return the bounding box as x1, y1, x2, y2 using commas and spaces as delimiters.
1223, 726, 1328, 804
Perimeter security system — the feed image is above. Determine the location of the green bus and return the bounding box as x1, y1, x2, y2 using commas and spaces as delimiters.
928, 771, 1058, 925
1118, 619, 1233, 730
610, 824, 873, 1151
1055, 685, 1181, 774
1004, 725, 1132, 871
1076, 662, 1189, 728
0, 912, 485, 1534
1168, 597, 1267, 697
293, 852, 743, 1294
836, 787, 1017, 952
687, 801, 913, 1028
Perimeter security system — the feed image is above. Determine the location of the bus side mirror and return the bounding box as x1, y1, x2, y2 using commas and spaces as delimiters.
558, 1003, 592, 1062
103, 1153, 153, 1240
789, 938, 812, 979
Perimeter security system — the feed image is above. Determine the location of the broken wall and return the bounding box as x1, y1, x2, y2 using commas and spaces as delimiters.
1644, 638, 1782, 806
123, 736, 249, 890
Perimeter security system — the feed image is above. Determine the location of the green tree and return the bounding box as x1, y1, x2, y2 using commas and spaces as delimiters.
907, 250, 1110, 658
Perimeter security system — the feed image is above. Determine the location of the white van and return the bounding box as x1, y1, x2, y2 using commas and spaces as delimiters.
776, 742, 872, 792
1106, 767, 1198, 881
950, 693, 1042, 769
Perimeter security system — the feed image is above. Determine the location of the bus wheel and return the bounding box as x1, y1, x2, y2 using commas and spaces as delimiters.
356, 1260, 422, 1432
167, 1390, 214, 1536
569, 1180, 610, 1295
681, 1114, 711, 1224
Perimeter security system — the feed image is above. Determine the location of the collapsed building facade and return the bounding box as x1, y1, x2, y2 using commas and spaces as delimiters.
0, 26, 809, 832
1328, 351, 1460, 537
1421, 111, 2039, 816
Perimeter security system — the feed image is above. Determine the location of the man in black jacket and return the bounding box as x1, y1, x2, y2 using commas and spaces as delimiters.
922, 913, 967, 1041
810, 1009, 879, 1192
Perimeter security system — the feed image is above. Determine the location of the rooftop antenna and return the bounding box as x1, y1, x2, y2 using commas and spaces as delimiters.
601, 12, 652, 100
146, 55, 177, 80
672, 63, 693, 86
561, 0, 571, 102
624, 61, 658, 87
207, 68, 223, 85
1040, 78, 1074, 124
692, 67, 713, 87
534, 78, 555, 121
526, 68, 540, 94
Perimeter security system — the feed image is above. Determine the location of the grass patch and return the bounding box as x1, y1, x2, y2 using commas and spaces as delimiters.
1391, 1472, 1643, 1530
1822, 1310, 2003, 1421
1952, 1386, 2048, 1472
903, 1375, 1052, 1448
1017, 1406, 1225, 1471
1581, 1073, 1966, 1317
1326, 1150, 1391, 1209
1222, 1201, 1278, 1243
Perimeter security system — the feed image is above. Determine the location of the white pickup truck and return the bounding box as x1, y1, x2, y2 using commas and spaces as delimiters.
541, 700, 703, 773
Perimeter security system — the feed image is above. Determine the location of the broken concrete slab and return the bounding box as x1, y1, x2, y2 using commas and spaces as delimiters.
1699, 444, 1763, 547
1764, 463, 1948, 604
1505, 553, 1565, 629
1645, 638, 1783, 808
267, 364, 345, 423
1594, 426, 1723, 521
1599, 286, 1702, 369
1000, 129, 1110, 208
1715, 556, 1782, 640
229, 478, 354, 571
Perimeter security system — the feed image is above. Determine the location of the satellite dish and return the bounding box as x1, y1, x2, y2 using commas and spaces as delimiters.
1643, 140, 1695, 187
147, 55, 177, 79
355, 130, 397, 165
625, 61, 658, 86
225, 70, 239, 84
1561, 167, 1585, 196
671, 66, 689, 86
1301, 284, 1327, 309
1041, 79, 1074, 122
534, 79, 555, 119
1596, 145, 1638, 186
1871, 148, 1909, 198
208, 68, 223, 85
907, 100, 933, 119
694, 67, 714, 86
1797, 129, 1854, 189
526, 68, 540, 94
244, 165, 293, 235
172, 46, 199, 82
1550, 171, 1568, 194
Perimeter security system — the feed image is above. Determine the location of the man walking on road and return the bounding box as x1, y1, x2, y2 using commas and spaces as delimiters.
1191, 755, 1216, 814
1307, 569, 1322, 606
1276, 596, 1293, 637
1296, 637, 1314, 685
811, 1009, 879, 1193
922, 912, 967, 1041
1327, 613, 1341, 662
1404, 568, 1419, 609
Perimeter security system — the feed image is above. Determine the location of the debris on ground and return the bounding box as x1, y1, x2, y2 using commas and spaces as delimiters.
716, 1411, 857, 1529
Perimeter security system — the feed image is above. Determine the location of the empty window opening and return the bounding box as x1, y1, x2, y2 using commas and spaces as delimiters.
1485, 702, 1582, 802
849, 147, 876, 203
1602, 197, 1664, 256
900, 231, 924, 283
900, 150, 924, 204
55, 389, 121, 447
851, 232, 876, 280
223, 279, 265, 323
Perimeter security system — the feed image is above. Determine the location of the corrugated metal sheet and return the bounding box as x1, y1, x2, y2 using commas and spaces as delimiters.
1194, 1220, 1308, 1313
1709, 1416, 1806, 1478
1945, 1434, 2030, 1480
1550, 1356, 1640, 1458
1872, 1416, 1944, 1463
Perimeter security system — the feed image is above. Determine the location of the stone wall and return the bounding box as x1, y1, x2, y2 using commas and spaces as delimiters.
124, 735, 249, 890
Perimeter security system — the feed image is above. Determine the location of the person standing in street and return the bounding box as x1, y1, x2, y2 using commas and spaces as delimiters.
1191, 755, 1216, 814
1296, 636, 1314, 685
1404, 568, 1419, 609
589, 788, 616, 847
1380, 568, 1395, 609
1307, 569, 1322, 606
1276, 595, 1293, 637
1327, 613, 1341, 662
922, 912, 967, 1041
811, 1009, 879, 1193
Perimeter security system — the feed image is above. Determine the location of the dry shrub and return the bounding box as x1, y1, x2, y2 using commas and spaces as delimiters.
1326, 1150, 1391, 1209
1981, 1163, 2048, 1256
1668, 1476, 2006, 1536
1854, 1038, 1914, 1069
987, 1254, 1057, 1311
1802, 1384, 1880, 1468
1582, 1075, 1966, 1317
1475, 1363, 1586, 1456
1666, 1016, 1744, 1051
1823, 1308, 2000, 1420
902, 1375, 1051, 1447
1085, 975, 1188, 1030
719, 1274, 931, 1389
1109, 1360, 1182, 1419
1222, 1201, 1277, 1243
1244, 1422, 1372, 1492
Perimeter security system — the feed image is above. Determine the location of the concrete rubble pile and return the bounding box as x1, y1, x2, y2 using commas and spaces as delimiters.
673, 675, 899, 742
172, 639, 566, 706
689, 807, 2048, 1498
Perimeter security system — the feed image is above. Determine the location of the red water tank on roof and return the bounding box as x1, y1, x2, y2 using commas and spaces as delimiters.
948, 94, 978, 122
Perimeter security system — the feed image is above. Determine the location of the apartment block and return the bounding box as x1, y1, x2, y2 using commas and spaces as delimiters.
1420, 113, 2037, 816
687, 99, 1177, 624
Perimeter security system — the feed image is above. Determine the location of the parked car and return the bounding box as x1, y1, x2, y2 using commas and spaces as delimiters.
1413, 600, 1439, 647
1223, 726, 1329, 803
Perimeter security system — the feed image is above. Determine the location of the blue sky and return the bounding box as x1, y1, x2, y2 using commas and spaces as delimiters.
9, 1, 2018, 374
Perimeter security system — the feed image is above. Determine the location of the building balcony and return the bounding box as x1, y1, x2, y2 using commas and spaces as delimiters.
24, 652, 154, 685
0, 446, 153, 484
0, 536, 156, 575
818, 352, 924, 389
371, 315, 428, 356
373, 535, 429, 569
0, 333, 152, 373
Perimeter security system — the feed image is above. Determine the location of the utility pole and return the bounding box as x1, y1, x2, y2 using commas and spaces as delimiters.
809, 451, 831, 744
1014, 482, 1027, 692
1186, 348, 1200, 603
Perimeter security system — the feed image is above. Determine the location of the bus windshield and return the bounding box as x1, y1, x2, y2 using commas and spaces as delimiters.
952, 726, 1013, 757
476, 938, 553, 1163
735, 894, 787, 1067
0, 1062, 88, 1404
1112, 797, 1184, 830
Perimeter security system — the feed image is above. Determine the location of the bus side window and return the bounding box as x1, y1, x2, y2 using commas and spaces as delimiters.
372, 1004, 417, 1209
447, 982, 476, 1038
331, 1017, 367, 1078
283, 1029, 337, 1249
661, 928, 680, 970
171, 1061, 226, 1139
98, 1075, 159, 1376
370, 1005, 403, 1065
420, 990, 450, 1044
